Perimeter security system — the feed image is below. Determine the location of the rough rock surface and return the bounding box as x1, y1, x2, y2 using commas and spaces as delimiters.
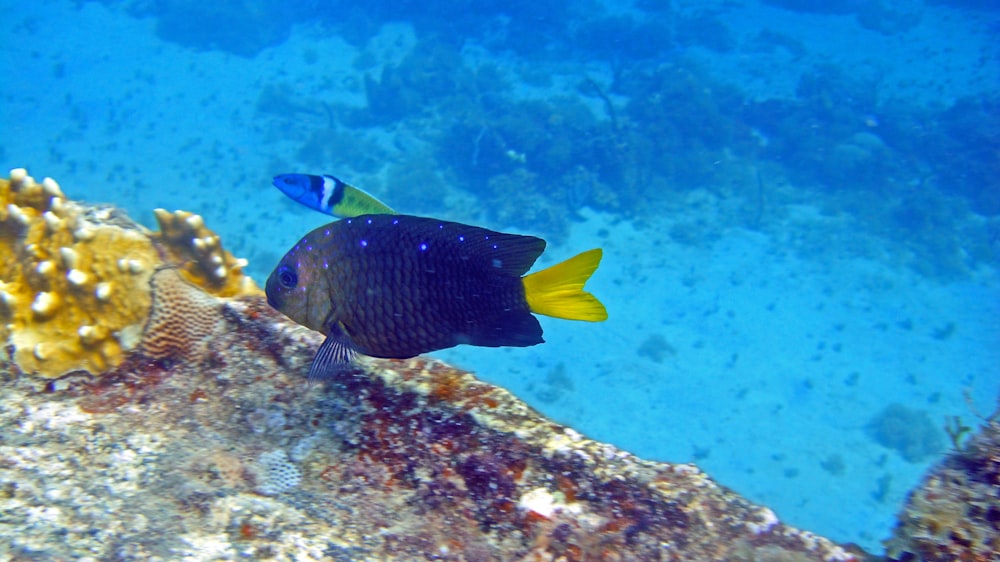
2, 170, 992, 561
0, 291, 869, 561
885, 407, 1000, 562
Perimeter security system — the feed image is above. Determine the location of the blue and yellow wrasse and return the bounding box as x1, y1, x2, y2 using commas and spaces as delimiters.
265, 214, 607, 380
273, 173, 394, 218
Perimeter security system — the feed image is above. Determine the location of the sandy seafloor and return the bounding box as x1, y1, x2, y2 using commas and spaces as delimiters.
1, 0, 998, 554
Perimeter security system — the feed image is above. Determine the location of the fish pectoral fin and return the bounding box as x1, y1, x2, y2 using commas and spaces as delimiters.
307, 329, 358, 382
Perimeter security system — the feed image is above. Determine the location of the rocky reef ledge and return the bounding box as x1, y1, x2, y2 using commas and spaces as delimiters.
0, 170, 993, 560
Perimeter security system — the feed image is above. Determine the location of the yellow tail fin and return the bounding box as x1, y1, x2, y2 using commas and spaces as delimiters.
522, 248, 608, 322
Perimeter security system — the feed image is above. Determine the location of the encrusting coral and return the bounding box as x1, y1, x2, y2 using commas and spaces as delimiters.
0, 168, 258, 378
152, 208, 256, 298
885, 404, 1000, 561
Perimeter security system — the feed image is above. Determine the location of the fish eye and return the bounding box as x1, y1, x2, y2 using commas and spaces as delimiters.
277, 265, 298, 288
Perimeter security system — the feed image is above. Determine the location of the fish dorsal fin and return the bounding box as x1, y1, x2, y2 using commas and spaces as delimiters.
453, 228, 545, 277
359, 214, 546, 277
307, 326, 358, 382
426, 217, 545, 277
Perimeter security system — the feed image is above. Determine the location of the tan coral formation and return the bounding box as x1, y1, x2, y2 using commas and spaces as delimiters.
152, 208, 256, 297
885, 407, 1000, 561
0, 168, 258, 378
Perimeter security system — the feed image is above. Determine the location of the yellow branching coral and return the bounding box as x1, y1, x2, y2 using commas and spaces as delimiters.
0, 168, 260, 378
152, 208, 258, 298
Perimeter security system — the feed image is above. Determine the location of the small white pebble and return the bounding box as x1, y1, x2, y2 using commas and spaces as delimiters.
184, 214, 204, 230
49, 196, 65, 214
9, 168, 28, 183
0, 290, 14, 311
73, 225, 96, 242
747, 507, 779, 535
95, 282, 112, 302
518, 488, 556, 518
67, 269, 88, 287
31, 292, 58, 316
41, 177, 64, 198
77, 325, 102, 345
59, 247, 78, 269
6, 204, 29, 226
43, 211, 62, 232
36, 260, 56, 276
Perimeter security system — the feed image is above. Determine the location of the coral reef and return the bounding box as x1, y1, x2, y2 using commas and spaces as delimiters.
152, 208, 257, 298
0, 294, 865, 561
885, 405, 1000, 561
2, 173, 990, 560
0, 169, 257, 378
254, 449, 302, 496
0, 176, 872, 560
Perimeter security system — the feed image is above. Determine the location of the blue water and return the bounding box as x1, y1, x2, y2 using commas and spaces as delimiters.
2, 0, 998, 554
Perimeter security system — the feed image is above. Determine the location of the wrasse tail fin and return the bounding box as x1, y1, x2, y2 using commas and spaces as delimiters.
329, 176, 396, 217
522, 248, 607, 322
